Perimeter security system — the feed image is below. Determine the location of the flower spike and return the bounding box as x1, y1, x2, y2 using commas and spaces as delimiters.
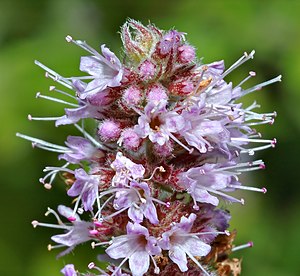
18, 19, 279, 276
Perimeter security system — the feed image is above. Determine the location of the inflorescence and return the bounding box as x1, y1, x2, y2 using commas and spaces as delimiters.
18, 19, 280, 276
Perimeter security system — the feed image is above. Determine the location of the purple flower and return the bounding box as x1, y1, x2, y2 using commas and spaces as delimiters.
178, 163, 241, 206
134, 101, 185, 146
193, 204, 231, 243
50, 205, 93, 257
61, 264, 77, 276
180, 110, 230, 153
67, 169, 99, 211
56, 103, 103, 126
79, 45, 123, 99
157, 30, 184, 56
204, 60, 225, 77
205, 82, 233, 106
158, 213, 211, 272
113, 180, 159, 224
23, 19, 279, 276
59, 136, 103, 164
106, 222, 161, 276
111, 152, 145, 186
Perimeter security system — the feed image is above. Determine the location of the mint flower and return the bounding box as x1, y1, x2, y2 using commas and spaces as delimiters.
112, 180, 159, 224
19, 19, 280, 276
67, 168, 100, 212
61, 264, 78, 276
158, 213, 211, 273
32, 205, 93, 257
75, 42, 123, 99
106, 222, 161, 276
134, 100, 185, 146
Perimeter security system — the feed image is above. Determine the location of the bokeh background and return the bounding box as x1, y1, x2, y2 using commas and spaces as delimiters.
1, 0, 300, 275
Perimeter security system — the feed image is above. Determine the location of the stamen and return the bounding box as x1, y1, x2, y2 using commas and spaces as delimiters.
240, 144, 275, 154
222, 50, 255, 79
242, 75, 282, 96
65, 35, 73, 43
167, 131, 194, 153
151, 197, 170, 206
143, 166, 165, 181
43, 166, 74, 174
31, 220, 71, 230
182, 230, 230, 237
27, 114, 63, 121
235, 165, 265, 172
36, 92, 78, 107
71, 193, 83, 220
204, 186, 245, 204
88, 262, 95, 269
214, 160, 264, 172
68, 216, 77, 222
45, 207, 64, 224
232, 241, 254, 252
44, 183, 52, 189
231, 137, 274, 144
228, 184, 267, 193
32, 144, 70, 153
245, 119, 274, 126
237, 71, 256, 87
35, 60, 73, 89
150, 255, 160, 274
40, 163, 70, 189
129, 104, 144, 116
103, 206, 129, 220
51, 87, 81, 101
47, 244, 65, 251
93, 219, 103, 227
110, 263, 124, 276
110, 249, 134, 276
16, 133, 69, 151
65, 36, 109, 65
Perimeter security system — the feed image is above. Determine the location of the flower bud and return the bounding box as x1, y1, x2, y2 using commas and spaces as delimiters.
157, 30, 184, 57
146, 84, 168, 103
177, 45, 195, 63
138, 60, 156, 81
119, 128, 142, 150
123, 85, 143, 106
98, 120, 121, 141
121, 20, 155, 63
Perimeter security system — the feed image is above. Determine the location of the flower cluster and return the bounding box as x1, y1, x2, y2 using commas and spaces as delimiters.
18, 19, 280, 275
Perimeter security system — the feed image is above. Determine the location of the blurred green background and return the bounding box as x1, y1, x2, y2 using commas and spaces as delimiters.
1, 0, 300, 275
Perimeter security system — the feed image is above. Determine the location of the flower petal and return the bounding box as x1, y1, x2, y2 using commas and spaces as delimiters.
128, 205, 143, 224
169, 245, 188, 272
143, 201, 159, 224
181, 237, 211, 257
129, 250, 150, 276
106, 235, 137, 259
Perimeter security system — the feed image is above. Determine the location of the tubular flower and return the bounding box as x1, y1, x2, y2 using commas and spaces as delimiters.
158, 213, 211, 273
19, 19, 280, 276
106, 222, 161, 276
